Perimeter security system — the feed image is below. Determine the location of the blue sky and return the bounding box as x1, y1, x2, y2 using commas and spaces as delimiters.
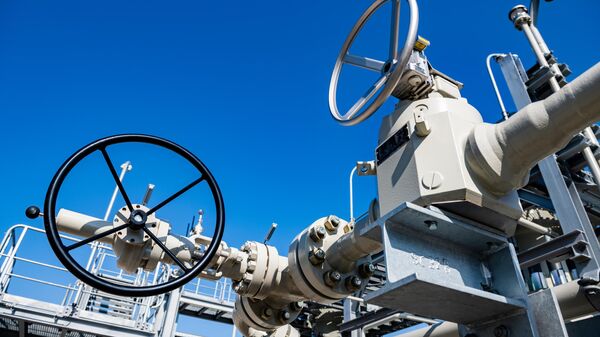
0, 1, 599, 336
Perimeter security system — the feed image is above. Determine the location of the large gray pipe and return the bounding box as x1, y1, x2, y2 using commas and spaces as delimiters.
467, 62, 600, 195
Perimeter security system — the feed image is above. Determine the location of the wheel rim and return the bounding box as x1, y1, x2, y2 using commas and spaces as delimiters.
329, 0, 419, 126
43, 134, 225, 297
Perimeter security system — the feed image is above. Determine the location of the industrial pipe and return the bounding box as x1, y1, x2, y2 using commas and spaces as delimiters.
56, 209, 116, 245
467, 62, 600, 195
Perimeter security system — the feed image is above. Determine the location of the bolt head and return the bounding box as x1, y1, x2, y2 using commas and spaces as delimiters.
325, 216, 341, 231
324, 270, 341, 287
309, 248, 326, 265
345, 276, 362, 291
279, 310, 291, 322
493, 325, 510, 337
310, 226, 327, 242
290, 301, 305, 311
261, 307, 273, 319
425, 220, 438, 231
359, 263, 376, 278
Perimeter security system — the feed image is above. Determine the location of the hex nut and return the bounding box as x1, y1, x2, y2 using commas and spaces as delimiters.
279, 310, 291, 322
358, 263, 376, 278
310, 226, 327, 242
493, 325, 510, 337
324, 270, 342, 287
325, 216, 340, 231
261, 307, 273, 319
345, 276, 362, 291
309, 248, 326, 265
290, 301, 305, 311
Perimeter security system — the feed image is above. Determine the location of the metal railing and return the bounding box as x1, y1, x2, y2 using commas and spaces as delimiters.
0, 225, 163, 325
0, 223, 237, 336
183, 277, 235, 304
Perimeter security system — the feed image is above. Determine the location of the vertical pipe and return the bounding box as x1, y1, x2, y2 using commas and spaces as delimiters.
486, 53, 509, 120
349, 166, 357, 222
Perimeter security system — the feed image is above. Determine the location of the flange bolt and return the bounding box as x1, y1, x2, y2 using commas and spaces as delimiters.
345, 276, 363, 291
279, 310, 291, 323
261, 307, 273, 319
325, 216, 340, 231
494, 325, 510, 337
358, 263, 376, 278
310, 226, 327, 242
309, 248, 326, 265
324, 270, 341, 287
290, 301, 305, 311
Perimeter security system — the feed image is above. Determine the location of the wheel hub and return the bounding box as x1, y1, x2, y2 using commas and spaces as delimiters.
129, 209, 148, 229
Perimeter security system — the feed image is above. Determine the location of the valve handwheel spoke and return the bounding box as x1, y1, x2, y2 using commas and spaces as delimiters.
342, 54, 385, 73
147, 176, 205, 216
66, 223, 129, 251
328, 0, 419, 126
346, 75, 388, 119
100, 147, 134, 212
43, 134, 225, 297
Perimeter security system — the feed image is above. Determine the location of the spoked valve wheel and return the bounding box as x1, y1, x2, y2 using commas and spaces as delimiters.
42, 134, 225, 297
328, 0, 419, 126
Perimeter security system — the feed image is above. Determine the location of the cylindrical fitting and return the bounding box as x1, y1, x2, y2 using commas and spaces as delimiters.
56, 209, 116, 244
509, 5, 531, 29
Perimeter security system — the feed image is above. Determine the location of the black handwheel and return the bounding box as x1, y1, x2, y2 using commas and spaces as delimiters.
43, 134, 225, 297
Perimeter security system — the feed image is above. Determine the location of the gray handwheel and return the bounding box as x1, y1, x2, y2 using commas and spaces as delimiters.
328, 0, 419, 126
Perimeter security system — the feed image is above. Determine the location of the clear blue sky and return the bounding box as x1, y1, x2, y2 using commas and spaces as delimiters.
0, 1, 598, 336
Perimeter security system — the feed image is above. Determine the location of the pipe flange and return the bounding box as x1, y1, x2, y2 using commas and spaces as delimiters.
235, 296, 301, 331
288, 216, 370, 302
235, 241, 281, 299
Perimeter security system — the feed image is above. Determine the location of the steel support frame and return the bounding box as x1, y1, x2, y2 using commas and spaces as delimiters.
497, 54, 600, 279
364, 202, 540, 337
